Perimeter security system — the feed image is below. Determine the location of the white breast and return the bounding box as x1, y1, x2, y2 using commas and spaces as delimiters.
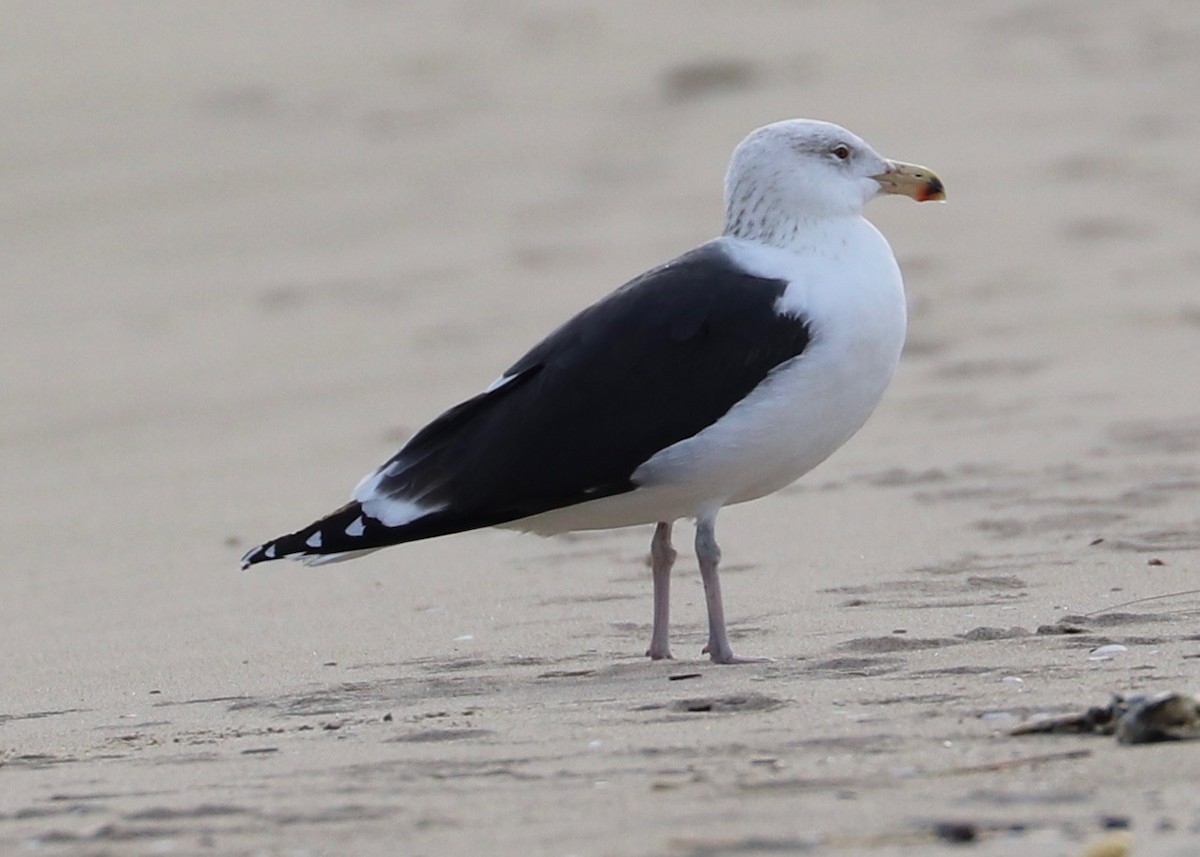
632, 222, 907, 506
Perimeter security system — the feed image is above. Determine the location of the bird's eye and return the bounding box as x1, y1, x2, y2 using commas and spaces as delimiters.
831, 144, 851, 161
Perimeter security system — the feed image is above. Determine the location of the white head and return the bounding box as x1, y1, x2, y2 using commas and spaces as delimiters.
723, 119, 943, 246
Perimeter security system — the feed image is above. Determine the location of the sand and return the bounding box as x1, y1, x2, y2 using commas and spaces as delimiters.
3, 1, 1200, 854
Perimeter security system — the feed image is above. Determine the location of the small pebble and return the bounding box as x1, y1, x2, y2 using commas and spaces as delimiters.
1089, 644, 1127, 661
1075, 831, 1132, 857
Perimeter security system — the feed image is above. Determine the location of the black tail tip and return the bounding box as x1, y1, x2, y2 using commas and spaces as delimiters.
240, 542, 275, 570
239, 502, 371, 570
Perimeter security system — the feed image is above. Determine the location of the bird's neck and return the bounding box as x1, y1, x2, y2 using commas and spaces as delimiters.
723, 208, 862, 254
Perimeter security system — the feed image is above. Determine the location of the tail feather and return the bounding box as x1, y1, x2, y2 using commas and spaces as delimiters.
241, 484, 581, 570
241, 501, 391, 569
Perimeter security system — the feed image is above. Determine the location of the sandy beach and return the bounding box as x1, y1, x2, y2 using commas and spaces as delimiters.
4, 1, 1200, 854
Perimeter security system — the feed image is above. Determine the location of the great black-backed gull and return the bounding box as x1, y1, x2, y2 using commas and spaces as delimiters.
241, 119, 944, 663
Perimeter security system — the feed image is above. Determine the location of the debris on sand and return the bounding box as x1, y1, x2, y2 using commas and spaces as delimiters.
1012, 691, 1200, 744
1075, 830, 1133, 857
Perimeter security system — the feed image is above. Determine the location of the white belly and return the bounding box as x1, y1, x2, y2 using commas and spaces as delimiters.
508, 224, 907, 535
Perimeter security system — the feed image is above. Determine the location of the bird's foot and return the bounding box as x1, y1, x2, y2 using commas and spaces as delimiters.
702, 643, 774, 665
646, 644, 674, 661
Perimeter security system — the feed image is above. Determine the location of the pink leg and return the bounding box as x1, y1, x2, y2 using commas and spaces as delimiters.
696, 513, 770, 664
646, 521, 676, 660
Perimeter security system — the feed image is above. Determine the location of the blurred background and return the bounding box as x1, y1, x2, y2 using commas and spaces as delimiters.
3, 3, 1200, 853
3, 0, 1198, 695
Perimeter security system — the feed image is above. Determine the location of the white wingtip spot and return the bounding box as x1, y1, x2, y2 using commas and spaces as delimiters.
345, 516, 366, 537
484, 373, 518, 393
264, 544, 277, 559
305, 531, 323, 549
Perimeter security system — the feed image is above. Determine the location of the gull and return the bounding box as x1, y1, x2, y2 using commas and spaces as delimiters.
241, 119, 944, 663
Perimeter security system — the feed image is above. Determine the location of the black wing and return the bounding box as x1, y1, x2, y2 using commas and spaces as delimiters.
243, 242, 810, 565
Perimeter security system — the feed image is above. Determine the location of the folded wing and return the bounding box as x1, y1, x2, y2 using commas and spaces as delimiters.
241, 242, 810, 567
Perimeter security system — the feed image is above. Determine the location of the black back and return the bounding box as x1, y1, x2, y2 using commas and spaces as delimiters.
371, 242, 810, 524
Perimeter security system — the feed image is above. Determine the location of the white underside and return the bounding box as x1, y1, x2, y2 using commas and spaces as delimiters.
504, 223, 907, 536
300, 547, 382, 566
